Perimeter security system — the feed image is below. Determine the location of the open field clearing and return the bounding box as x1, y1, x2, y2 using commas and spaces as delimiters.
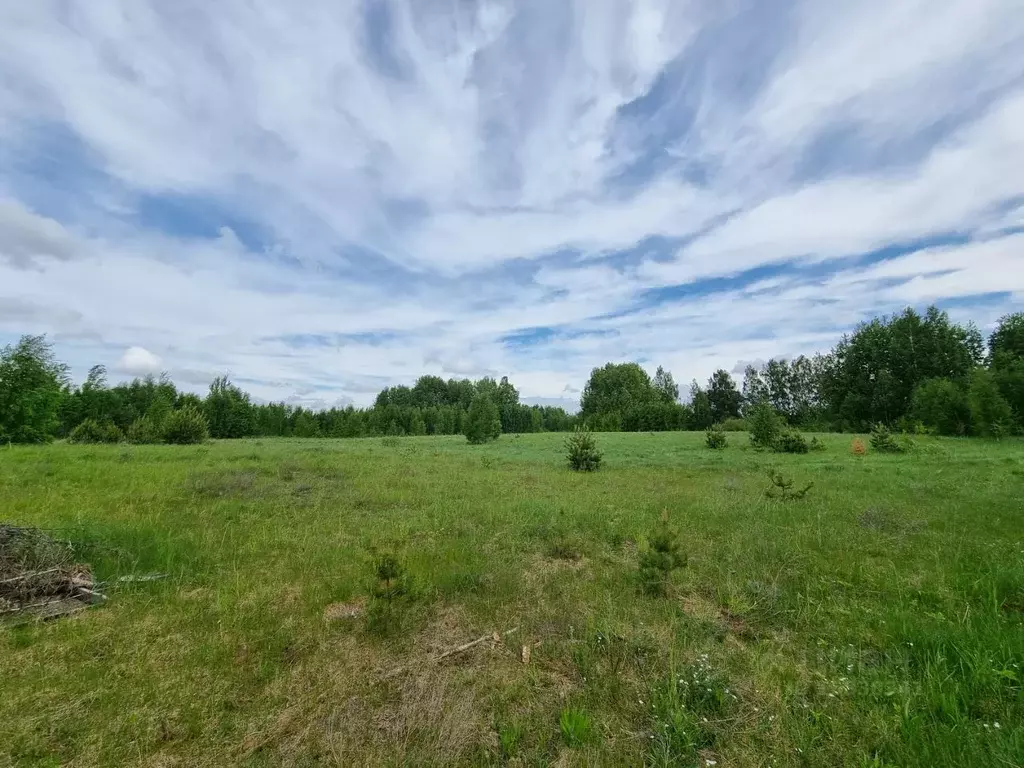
1, 433, 1023, 767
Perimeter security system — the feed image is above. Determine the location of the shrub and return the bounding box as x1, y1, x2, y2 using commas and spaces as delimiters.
68, 418, 122, 444
720, 417, 748, 432
639, 512, 686, 596
968, 368, 1013, 437
747, 402, 783, 449
465, 393, 501, 444
773, 430, 809, 454
870, 423, 909, 454
126, 417, 163, 444
911, 377, 970, 436
704, 425, 727, 449
566, 425, 602, 471
809, 436, 826, 452
163, 406, 209, 445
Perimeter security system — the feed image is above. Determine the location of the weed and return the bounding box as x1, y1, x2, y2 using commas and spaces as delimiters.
497, 722, 523, 759
381, 436, 400, 448
546, 536, 582, 561
647, 657, 734, 765
558, 707, 593, 747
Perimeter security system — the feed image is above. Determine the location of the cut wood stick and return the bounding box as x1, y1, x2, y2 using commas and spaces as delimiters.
380, 626, 520, 680
75, 587, 108, 604
0, 568, 63, 585
0, 597, 64, 615
435, 626, 519, 661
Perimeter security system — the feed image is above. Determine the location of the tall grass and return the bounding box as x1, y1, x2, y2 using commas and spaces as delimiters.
1, 433, 1021, 766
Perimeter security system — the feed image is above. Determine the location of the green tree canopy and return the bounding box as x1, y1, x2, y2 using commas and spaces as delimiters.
464, 392, 501, 444
580, 363, 657, 424
0, 335, 69, 444
707, 369, 743, 423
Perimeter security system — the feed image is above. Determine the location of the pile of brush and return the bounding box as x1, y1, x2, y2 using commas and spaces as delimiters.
0, 524, 105, 620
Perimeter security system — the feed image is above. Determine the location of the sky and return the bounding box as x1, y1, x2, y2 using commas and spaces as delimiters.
1, 1, 1023, 410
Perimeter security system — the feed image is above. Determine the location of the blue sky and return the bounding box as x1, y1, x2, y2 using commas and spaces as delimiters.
1, 1, 1022, 409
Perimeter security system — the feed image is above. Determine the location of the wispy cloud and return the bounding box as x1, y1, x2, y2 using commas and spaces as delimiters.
0, 0, 1021, 408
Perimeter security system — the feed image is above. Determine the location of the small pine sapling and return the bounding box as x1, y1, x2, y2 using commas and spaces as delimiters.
639, 511, 687, 596
366, 552, 414, 635
765, 469, 813, 500
566, 425, 602, 471
705, 425, 727, 450
870, 423, 910, 454
747, 402, 783, 449
372, 553, 408, 600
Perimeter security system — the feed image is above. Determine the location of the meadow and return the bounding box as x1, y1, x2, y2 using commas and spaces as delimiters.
1, 432, 1022, 767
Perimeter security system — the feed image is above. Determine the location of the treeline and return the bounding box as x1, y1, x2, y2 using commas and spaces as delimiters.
1, 306, 1022, 444
573, 307, 1022, 437
0, 344, 576, 443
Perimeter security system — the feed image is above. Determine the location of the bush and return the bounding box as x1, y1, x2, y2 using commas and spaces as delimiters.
870, 423, 910, 454
68, 418, 122, 444
126, 417, 163, 444
774, 430, 809, 454
809, 436, 826, 452
465, 393, 501, 444
639, 512, 686, 596
968, 368, 1013, 437
704, 425, 727, 449
911, 378, 970, 436
720, 417, 748, 432
566, 425, 602, 471
747, 402, 783, 449
164, 406, 209, 445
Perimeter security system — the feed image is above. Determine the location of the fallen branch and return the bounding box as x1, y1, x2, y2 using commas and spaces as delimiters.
380, 626, 520, 681
435, 626, 519, 661
0, 568, 63, 585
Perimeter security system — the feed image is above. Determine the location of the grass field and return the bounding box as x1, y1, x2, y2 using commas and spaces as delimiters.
1, 432, 1022, 767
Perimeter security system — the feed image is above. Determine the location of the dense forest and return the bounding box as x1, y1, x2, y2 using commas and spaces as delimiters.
1, 306, 1022, 444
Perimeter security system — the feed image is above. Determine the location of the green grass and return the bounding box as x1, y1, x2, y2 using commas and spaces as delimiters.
1, 432, 1022, 766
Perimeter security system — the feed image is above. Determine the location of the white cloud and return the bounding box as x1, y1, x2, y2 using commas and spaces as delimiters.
117, 346, 163, 376
0, 199, 77, 268
0, 1, 1021, 405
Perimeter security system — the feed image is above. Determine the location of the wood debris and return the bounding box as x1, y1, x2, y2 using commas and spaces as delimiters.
0, 524, 106, 621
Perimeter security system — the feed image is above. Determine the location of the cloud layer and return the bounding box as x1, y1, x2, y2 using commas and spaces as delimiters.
1, 1, 1022, 407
